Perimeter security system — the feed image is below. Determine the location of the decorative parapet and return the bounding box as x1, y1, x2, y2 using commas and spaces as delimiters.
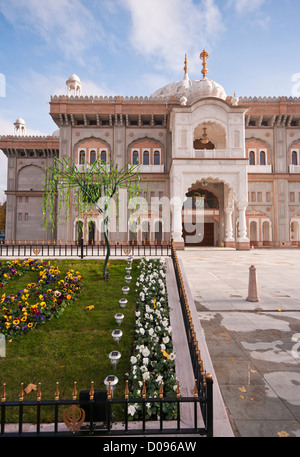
239, 96, 300, 103
0, 134, 56, 139
50, 94, 171, 102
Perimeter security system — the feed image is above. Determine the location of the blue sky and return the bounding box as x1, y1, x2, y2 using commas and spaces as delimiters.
0, 0, 300, 201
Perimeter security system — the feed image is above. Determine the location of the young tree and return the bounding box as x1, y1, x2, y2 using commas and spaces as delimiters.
43, 157, 143, 280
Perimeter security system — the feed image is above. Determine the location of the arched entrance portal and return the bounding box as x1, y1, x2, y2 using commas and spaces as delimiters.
182, 187, 220, 246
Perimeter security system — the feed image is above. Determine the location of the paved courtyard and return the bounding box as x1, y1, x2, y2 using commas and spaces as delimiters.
177, 248, 300, 437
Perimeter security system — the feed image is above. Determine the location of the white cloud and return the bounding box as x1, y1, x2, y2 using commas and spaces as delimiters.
0, 0, 103, 62
81, 80, 112, 97
123, 0, 225, 74
228, 0, 266, 14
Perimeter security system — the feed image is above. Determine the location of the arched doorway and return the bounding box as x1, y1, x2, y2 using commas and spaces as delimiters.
250, 221, 258, 245
291, 220, 299, 245
76, 220, 84, 241
182, 188, 219, 246
88, 221, 96, 244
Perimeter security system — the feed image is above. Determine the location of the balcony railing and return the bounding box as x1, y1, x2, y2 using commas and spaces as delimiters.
194, 149, 244, 159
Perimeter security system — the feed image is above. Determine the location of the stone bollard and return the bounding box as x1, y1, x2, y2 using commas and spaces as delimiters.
246, 265, 259, 302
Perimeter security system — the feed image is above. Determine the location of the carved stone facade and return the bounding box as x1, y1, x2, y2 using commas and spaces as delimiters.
1, 58, 300, 249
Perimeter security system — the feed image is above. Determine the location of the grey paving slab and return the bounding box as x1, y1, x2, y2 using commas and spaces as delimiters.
177, 248, 300, 437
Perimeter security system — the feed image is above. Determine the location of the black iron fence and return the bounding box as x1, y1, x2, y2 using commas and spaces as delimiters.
0, 240, 171, 258
170, 239, 213, 434
0, 239, 213, 437
0, 378, 212, 437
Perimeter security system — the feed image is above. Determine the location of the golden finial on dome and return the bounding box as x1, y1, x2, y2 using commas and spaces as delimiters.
184, 53, 188, 74
200, 49, 209, 79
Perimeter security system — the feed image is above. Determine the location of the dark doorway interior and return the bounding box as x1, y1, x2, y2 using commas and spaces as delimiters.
183, 222, 214, 246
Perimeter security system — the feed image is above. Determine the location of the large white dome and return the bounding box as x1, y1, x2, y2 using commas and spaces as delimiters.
151, 51, 227, 103
151, 77, 227, 102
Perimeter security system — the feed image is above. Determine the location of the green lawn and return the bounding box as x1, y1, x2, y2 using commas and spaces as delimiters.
0, 258, 138, 421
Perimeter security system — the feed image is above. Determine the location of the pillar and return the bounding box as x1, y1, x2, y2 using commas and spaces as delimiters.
236, 202, 250, 250
224, 207, 235, 248
171, 197, 184, 249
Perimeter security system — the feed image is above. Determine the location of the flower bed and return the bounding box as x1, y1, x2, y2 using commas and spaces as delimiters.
127, 257, 177, 420
0, 258, 84, 341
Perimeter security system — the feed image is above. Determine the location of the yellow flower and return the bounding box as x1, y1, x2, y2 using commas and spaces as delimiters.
40, 302, 46, 308
85, 305, 95, 311
28, 323, 33, 328
21, 316, 27, 322
161, 349, 170, 359
66, 294, 72, 300
5, 322, 11, 329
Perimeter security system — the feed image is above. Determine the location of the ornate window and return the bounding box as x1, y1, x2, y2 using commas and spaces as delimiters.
79, 150, 85, 165
260, 150, 266, 165
292, 151, 298, 165
154, 150, 160, 165
143, 150, 150, 165
100, 150, 107, 163
132, 150, 139, 165
249, 151, 255, 165
90, 150, 97, 165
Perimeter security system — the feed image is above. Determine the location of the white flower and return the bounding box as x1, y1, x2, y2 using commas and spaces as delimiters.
128, 405, 136, 416
130, 356, 137, 364
142, 371, 150, 380
143, 357, 149, 365
163, 336, 170, 344
142, 347, 150, 357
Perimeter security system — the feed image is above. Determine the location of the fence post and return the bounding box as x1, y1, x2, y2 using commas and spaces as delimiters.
206, 374, 213, 437
80, 238, 84, 259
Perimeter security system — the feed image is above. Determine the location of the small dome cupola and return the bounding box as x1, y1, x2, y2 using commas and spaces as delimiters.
14, 118, 26, 136
66, 73, 82, 97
